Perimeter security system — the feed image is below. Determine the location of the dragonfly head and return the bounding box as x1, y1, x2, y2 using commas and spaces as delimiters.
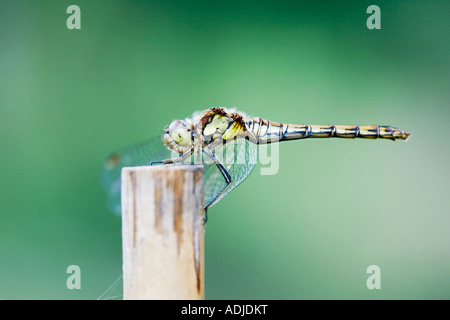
163, 120, 193, 153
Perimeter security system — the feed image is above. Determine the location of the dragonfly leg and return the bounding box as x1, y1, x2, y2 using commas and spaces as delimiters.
150, 149, 193, 165
202, 148, 233, 219
203, 208, 208, 225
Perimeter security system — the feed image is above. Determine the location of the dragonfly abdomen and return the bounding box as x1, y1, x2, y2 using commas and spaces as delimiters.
247, 118, 410, 143
309, 125, 410, 140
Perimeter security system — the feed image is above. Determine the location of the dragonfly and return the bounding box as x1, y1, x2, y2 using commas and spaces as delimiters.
102, 107, 410, 216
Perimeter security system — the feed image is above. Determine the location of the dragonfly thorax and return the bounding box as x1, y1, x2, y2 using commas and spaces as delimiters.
199, 108, 248, 144
163, 120, 193, 154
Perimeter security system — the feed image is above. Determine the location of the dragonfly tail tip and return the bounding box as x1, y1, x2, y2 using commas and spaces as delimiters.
404, 132, 411, 141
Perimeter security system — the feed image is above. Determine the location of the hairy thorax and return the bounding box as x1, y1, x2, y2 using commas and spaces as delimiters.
163, 107, 248, 154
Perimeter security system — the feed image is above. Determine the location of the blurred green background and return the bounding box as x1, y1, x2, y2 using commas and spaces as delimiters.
1, 0, 449, 299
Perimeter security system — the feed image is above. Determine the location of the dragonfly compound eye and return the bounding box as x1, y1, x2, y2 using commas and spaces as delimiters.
168, 120, 192, 146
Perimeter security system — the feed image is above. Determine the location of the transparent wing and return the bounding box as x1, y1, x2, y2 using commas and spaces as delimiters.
102, 136, 258, 214
203, 138, 258, 208
101, 135, 172, 214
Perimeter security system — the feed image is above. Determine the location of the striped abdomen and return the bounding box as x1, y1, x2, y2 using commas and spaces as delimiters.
247, 118, 411, 144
